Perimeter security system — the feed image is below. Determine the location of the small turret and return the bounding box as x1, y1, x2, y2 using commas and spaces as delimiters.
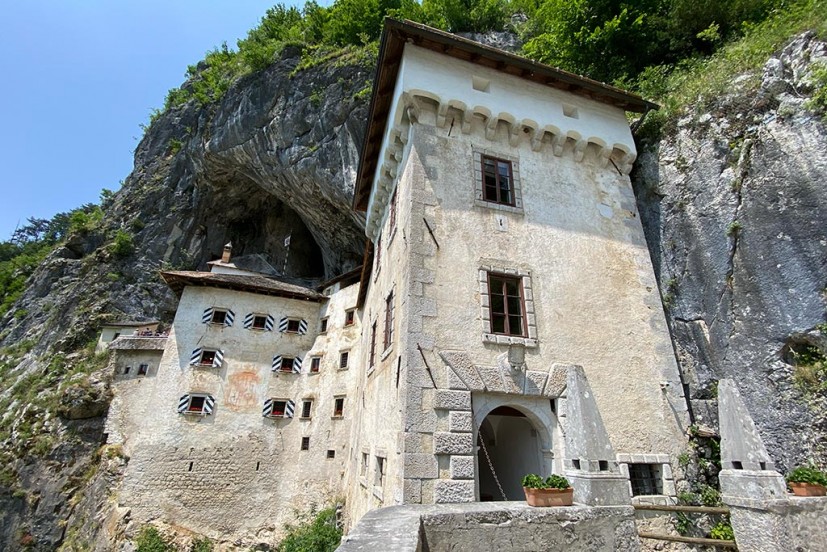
221, 242, 232, 263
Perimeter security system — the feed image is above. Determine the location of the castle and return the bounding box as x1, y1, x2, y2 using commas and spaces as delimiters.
105, 19, 690, 543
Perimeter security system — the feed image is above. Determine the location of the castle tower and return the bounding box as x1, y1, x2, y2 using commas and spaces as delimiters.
346, 19, 688, 522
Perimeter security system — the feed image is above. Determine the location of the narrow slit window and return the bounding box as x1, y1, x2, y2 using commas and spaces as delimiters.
320, 317, 328, 333
333, 397, 345, 417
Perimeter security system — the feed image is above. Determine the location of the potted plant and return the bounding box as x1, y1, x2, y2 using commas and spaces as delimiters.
786, 465, 827, 497
521, 473, 574, 506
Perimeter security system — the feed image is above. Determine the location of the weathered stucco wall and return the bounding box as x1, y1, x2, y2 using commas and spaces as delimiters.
338, 502, 640, 552
111, 283, 360, 544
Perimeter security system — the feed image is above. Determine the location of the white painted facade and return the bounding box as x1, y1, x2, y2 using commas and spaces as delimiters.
109, 266, 362, 543
345, 37, 689, 523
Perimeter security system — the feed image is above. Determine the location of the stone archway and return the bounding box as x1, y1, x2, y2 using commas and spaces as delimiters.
476, 405, 547, 501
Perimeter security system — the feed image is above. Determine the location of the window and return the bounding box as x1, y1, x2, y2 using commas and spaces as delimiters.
361, 453, 369, 477
383, 292, 394, 350
339, 351, 349, 370
481, 156, 514, 205
270, 400, 287, 417
263, 398, 294, 418
369, 321, 377, 368
178, 393, 215, 416
333, 397, 345, 417
320, 317, 328, 333
301, 400, 313, 419
389, 188, 398, 232
310, 356, 321, 373
375, 456, 385, 487
488, 273, 525, 336
138, 364, 148, 376
199, 350, 216, 366
252, 315, 268, 330
279, 357, 295, 373
301, 437, 310, 451
210, 310, 227, 325
345, 309, 356, 326
188, 396, 206, 412
124, 366, 131, 375
629, 464, 663, 496
327, 450, 336, 459
279, 317, 307, 334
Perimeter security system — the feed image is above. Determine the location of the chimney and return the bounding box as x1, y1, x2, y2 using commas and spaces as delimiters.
221, 242, 233, 263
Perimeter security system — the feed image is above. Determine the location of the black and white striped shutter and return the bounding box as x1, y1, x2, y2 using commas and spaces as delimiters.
264, 314, 275, 332
298, 319, 308, 335
224, 310, 235, 327
292, 356, 303, 374
278, 317, 289, 333
271, 355, 282, 371
177, 394, 190, 413
243, 313, 254, 329
284, 399, 295, 418
202, 308, 214, 324
262, 398, 274, 417
189, 348, 202, 366
203, 395, 215, 415
213, 349, 224, 368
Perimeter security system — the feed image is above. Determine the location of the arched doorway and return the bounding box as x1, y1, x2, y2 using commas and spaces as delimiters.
477, 406, 544, 501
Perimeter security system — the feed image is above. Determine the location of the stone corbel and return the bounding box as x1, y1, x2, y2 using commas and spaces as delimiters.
573, 139, 588, 162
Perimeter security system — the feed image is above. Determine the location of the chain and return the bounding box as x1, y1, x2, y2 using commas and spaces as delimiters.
478, 425, 508, 501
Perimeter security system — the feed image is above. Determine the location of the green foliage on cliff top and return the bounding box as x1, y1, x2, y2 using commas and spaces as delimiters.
154, 0, 827, 135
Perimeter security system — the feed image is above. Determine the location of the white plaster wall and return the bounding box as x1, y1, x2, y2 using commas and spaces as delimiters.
365, 44, 637, 234
96, 324, 154, 352
112, 349, 164, 378
406, 116, 687, 458
344, 154, 416, 527
112, 284, 360, 544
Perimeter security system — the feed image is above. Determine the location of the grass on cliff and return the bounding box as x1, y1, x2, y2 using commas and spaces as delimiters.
636, 0, 827, 138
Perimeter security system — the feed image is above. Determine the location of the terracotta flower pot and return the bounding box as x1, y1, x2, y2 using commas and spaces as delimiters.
523, 486, 574, 507
789, 482, 827, 497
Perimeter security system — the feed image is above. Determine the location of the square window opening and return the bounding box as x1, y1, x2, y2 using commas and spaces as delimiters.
252, 315, 268, 330
488, 273, 526, 337
138, 364, 148, 376
628, 463, 663, 496
310, 356, 321, 373
339, 351, 349, 370
286, 319, 301, 333
320, 317, 329, 333
301, 437, 310, 451
124, 366, 131, 375
345, 309, 356, 326
199, 350, 217, 366
188, 396, 206, 413
481, 156, 515, 206
279, 357, 295, 373
327, 450, 336, 459
270, 400, 287, 417
210, 310, 227, 325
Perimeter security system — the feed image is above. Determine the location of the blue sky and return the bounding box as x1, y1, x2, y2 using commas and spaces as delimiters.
0, 1, 313, 240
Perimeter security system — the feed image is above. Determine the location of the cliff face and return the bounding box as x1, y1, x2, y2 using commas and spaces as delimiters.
0, 45, 371, 356
0, 30, 826, 550
634, 32, 827, 470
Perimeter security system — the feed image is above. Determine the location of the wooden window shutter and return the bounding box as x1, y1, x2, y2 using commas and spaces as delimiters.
271, 355, 282, 372
278, 317, 289, 333
213, 349, 224, 368
265, 314, 275, 331
201, 308, 214, 324
203, 395, 215, 415
284, 400, 295, 418
189, 348, 203, 366
262, 398, 274, 417
298, 319, 308, 335
292, 356, 303, 374
224, 310, 235, 327
177, 394, 190, 413
243, 313, 254, 329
